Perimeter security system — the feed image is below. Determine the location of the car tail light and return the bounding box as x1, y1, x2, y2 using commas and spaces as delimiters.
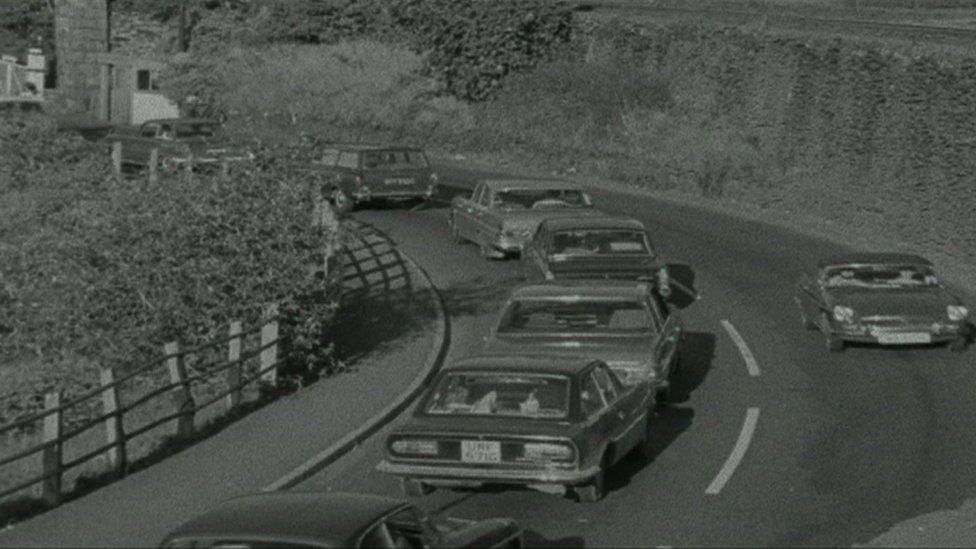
390, 438, 439, 456
948, 305, 969, 322
521, 442, 574, 463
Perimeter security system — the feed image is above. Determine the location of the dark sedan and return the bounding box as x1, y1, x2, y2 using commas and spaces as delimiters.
159, 491, 521, 548
377, 356, 656, 502
520, 215, 671, 298
795, 253, 970, 352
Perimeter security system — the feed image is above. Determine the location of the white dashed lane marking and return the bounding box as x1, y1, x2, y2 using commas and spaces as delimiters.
720, 319, 761, 377
706, 407, 761, 495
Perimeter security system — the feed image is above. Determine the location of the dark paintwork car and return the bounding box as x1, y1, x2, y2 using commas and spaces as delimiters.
108, 118, 251, 170
449, 179, 603, 259
520, 215, 671, 298
377, 355, 656, 502
315, 145, 438, 213
159, 491, 521, 548
482, 281, 682, 401
795, 253, 971, 352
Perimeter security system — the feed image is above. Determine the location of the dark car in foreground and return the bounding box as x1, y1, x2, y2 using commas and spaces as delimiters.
159, 491, 521, 548
377, 355, 657, 502
449, 179, 603, 259
795, 253, 970, 352
482, 281, 682, 400
315, 144, 438, 213
520, 215, 671, 298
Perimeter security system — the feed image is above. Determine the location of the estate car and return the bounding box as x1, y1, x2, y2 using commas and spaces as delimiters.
316, 144, 439, 213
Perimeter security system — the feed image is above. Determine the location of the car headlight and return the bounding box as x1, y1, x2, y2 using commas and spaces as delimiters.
833, 305, 855, 323
390, 438, 439, 456
948, 305, 969, 322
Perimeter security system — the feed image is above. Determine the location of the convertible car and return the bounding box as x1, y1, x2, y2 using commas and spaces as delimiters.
159, 491, 521, 548
449, 179, 603, 259
377, 355, 656, 502
520, 215, 671, 298
795, 253, 970, 352
481, 281, 682, 401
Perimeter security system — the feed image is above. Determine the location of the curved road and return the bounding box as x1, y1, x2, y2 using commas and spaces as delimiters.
288, 165, 976, 547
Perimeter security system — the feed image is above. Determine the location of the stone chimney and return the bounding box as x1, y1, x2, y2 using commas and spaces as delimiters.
54, 0, 109, 114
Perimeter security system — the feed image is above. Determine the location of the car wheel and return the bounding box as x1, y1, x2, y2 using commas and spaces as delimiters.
332, 188, 353, 214
949, 336, 967, 353
400, 478, 432, 498
575, 469, 606, 503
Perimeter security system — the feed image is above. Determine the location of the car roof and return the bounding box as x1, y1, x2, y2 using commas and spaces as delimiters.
509, 280, 650, 299
144, 117, 219, 125
542, 215, 645, 231
482, 179, 583, 191
818, 253, 933, 269
163, 492, 408, 545
446, 354, 600, 376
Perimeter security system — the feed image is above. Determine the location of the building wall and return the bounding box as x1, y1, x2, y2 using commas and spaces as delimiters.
55, 0, 109, 114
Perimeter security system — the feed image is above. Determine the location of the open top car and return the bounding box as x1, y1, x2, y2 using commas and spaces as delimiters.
109, 117, 252, 170
315, 144, 438, 213
159, 491, 521, 548
520, 215, 670, 298
482, 280, 682, 400
795, 253, 971, 352
449, 179, 603, 259
377, 355, 657, 502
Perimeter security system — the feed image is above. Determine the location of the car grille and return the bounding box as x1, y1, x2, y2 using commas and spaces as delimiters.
861, 315, 934, 332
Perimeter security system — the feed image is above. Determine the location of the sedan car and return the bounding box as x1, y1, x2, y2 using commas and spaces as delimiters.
795, 253, 971, 352
377, 356, 656, 502
449, 179, 603, 259
520, 215, 671, 298
482, 280, 682, 401
159, 491, 521, 548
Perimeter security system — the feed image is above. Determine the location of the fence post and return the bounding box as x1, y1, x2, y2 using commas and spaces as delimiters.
111, 141, 123, 184
220, 158, 230, 183
165, 342, 195, 440
99, 367, 127, 476
40, 391, 62, 506
183, 151, 194, 184
260, 305, 279, 385
226, 320, 243, 411
148, 148, 159, 185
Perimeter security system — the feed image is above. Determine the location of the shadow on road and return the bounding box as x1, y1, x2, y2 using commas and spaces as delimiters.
523, 530, 586, 548
605, 406, 695, 495
668, 330, 717, 405
437, 276, 525, 318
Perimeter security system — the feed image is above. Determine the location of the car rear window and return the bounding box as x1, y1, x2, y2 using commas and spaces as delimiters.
424, 372, 570, 419
823, 264, 938, 288
550, 229, 653, 257
497, 298, 653, 334
361, 150, 429, 169
493, 189, 589, 210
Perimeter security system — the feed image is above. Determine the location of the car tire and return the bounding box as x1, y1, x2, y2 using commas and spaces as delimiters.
949, 336, 967, 353
655, 382, 672, 404
575, 468, 606, 503
332, 188, 353, 214
826, 334, 845, 353
400, 478, 432, 498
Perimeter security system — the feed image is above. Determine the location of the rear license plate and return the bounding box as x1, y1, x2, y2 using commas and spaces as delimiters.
876, 332, 931, 344
384, 177, 415, 185
461, 440, 501, 464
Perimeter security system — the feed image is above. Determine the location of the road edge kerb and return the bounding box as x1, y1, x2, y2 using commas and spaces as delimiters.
262, 249, 450, 492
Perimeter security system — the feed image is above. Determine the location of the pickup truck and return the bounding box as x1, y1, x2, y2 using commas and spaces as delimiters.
107, 117, 251, 171
314, 144, 438, 213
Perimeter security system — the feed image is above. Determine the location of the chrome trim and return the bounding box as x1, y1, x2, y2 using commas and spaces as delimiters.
376, 460, 601, 484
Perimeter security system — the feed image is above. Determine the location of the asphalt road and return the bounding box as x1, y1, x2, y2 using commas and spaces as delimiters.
290, 165, 976, 547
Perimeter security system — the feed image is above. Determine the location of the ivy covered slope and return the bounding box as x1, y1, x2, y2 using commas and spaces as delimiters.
0, 113, 336, 419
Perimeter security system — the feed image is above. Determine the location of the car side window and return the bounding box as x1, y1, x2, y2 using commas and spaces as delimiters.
580, 372, 608, 417
337, 151, 359, 169
592, 365, 619, 404
160, 123, 175, 140
140, 123, 158, 137
478, 189, 494, 208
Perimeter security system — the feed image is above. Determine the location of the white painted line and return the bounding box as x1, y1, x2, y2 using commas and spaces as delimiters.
706, 407, 761, 495
720, 320, 761, 377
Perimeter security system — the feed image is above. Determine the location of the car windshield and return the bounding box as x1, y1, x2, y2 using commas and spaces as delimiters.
497, 298, 652, 334
823, 264, 939, 288
493, 189, 590, 210
362, 150, 429, 169
174, 123, 218, 138
425, 372, 570, 419
550, 229, 653, 257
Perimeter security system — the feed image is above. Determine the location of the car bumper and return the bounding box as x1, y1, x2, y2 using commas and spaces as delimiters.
354, 185, 434, 201
492, 235, 530, 254
376, 460, 601, 486
830, 322, 969, 344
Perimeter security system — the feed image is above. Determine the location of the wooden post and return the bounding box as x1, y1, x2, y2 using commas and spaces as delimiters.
183, 151, 194, 184
99, 367, 126, 476
40, 391, 62, 506
111, 141, 123, 184
260, 306, 279, 385
226, 320, 243, 411
148, 148, 159, 185
164, 342, 195, 440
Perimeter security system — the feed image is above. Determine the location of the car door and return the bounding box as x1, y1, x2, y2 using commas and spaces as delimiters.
471, 188, 498, 247
579, 368, 614, 466
649, 292, 682, 383
592, 363, 644, 458
454, 183, 483, 242
796, 270, 827, 325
